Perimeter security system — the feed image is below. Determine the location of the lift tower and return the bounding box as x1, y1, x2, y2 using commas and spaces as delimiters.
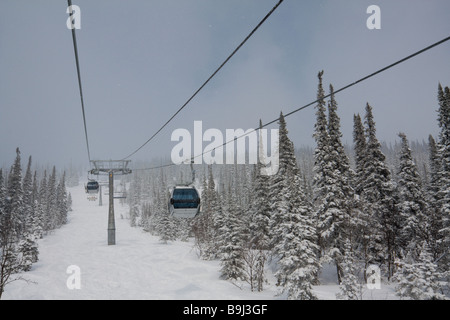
89, 160, 132, 245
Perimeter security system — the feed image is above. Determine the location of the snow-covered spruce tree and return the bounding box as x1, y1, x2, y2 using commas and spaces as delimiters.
158, 212, 177, 244
352, 113, 374, 275
56, 172, 69, 227
129, 170, 147, 226
152, 175, 177, 243
219, 184, 247, 283
32, 199, 44, 240
146, 169, 167, 236
204, 165, 222, 259
17, 165, 41, 269
249, 120, 271, 251
312, 75, 355, 284
436, 84, 450, 273
29, 171, 42, 238
16, 231, 38, 272
241, 121, 272, 292
322, 84, 356, 283
0, 213, 23, 299
0, 169, 6, 240
46, 166, 58, 232
0, 169, 5, 221
426, 134, 444, 260
7, 148, 25, 238
22, 156, 34, 232
263, 111, 319, 298
393, 242, 447, 300
353, 114, 367, 196
38, 170, 48, 232
269, 112, 303, 250
396, 133, 429, 254
361, 103, 399, 279
191, 174, 210, 256
249, 167, 271, 250
327, 84, 354, 184
193, 166, 221, 259
128, 174, 141, 227
274, 165, 319, 300
139, 202, 151, 232
312, 71, 331, 255
336, 239, 361, 300
67, 192, 72, 212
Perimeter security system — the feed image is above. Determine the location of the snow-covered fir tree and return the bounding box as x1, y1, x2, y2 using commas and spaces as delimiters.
312, 73, 356, 284
426, 134, 443, 260
353, 113, 367, 195
263, 111, 320, 299
397, 132, 428, 253
312, 71, 332, 253
7, 148, 25, 237
204, 165, 222, 258
249, 121, 271, 251
436, 84, 450, 273
352, 113, 373, 275
361, 103, 399, 279
46, 167, 58, 231
17, 231, 38, 272
336, 239, 361, 300
22, 156, 34, 232
274, 165, 319, 300
219, 184, 247, 283
158, 212, 177, 244
192, 166, 221, 259
191, 174, 212, 257
56, 172, 69, 227
128, 173, 142, 227
322, 84, 356, 282
394, 242, 447, 300
0, 169, 5, 221
268, 112, 300, 252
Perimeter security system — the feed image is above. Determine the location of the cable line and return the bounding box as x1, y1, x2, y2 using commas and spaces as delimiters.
67, 0, 92, 163
121, 0, 285, 160
134, 35, 450, 172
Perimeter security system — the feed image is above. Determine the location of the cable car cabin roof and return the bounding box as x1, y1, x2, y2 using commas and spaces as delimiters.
172, 186, 199, 196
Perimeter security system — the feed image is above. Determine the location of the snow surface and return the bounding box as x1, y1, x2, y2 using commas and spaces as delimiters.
3, 182, 399, 300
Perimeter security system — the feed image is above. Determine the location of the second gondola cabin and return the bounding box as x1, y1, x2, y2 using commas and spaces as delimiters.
168, 186, 200, 219
85, 180, 99, 194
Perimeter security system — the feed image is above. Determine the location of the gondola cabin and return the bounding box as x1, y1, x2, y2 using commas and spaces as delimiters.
168, 186, 200, 218
86, 180, 99, 194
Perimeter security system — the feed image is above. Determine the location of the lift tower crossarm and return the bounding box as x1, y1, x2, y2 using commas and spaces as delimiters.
89, 160, 132, 175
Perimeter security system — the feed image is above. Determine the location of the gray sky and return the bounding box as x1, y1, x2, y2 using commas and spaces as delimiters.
1, 0, 449, 169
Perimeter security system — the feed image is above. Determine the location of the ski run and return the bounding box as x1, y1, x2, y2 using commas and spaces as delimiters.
3, 180, 398, 300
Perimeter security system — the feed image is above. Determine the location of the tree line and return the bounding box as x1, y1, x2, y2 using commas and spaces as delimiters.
125, 73, 449, 300
0, 148, 72, 298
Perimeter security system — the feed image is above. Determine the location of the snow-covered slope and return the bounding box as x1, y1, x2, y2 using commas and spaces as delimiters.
2, 182, 278, 300
3, 182, 398, 300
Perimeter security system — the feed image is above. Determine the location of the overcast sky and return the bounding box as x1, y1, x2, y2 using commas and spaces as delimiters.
1, 0, 449, 170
